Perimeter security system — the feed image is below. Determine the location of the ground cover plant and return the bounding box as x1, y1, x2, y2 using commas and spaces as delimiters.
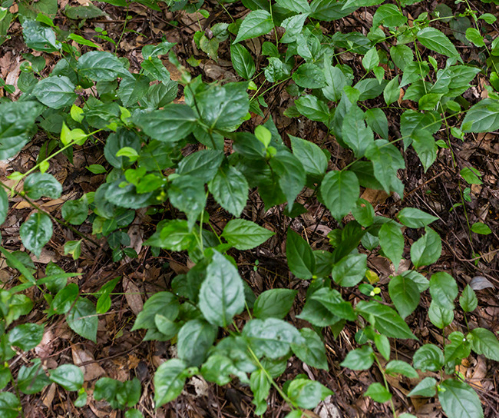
0, 0, 499, 416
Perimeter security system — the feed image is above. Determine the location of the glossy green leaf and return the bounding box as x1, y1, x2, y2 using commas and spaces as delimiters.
379, 221, 404, 269
408, 377, 437, 397
132, 292, 179, 331
410, 227, 442, 268
389, 275, 420, 319
356, 300, 416, 340
49, 364, 84, 391
332, 253, 367, 288
311, 287, 356, 320
286, 229, 315, 279
469, 328, 499, 362
429, 272, 458, 311
417, 27, 459, 57
397, 208, 438, 228
222, 219, 274, 251
177, 320, 217, 367
0, 392, 20, 418
439, 379, 483, 418
234, 10, 274, 43
321, 170, 359, 221
231, 44, 256, 79
67, 298, 98, 342
8, 323, 44, 351
253, 289, 297, 319
154, 359, 187, 408
199, 251, 245, 327
288, 378, 333, 409
290, 135, 328, 178
291, 328, 328, 370
24, 173, 62, 200
77, 51, 128, 81
340, 345, 374, 370
413, 344, 444, 372
385, 360, 418, 378
364, 383, 392, 403
459, 285, 478, 313
20, 212, 53, 257
33, 76, 76, 109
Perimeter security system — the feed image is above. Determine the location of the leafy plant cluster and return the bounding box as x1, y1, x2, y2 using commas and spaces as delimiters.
1, 0, 499, 417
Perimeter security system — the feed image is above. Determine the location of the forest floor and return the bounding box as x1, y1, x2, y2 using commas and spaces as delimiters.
1, 0, 499, 417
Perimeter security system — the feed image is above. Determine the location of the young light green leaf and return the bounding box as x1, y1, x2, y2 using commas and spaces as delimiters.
471, 222, 492, 235
385, 360, 419, 378
222, 219, 274, 251
199, 251, 245, 327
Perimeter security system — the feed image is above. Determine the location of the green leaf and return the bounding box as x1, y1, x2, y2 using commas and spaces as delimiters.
379, 221, 404, 269
356, 300, 416, 340
460, 167, 482, 184
362, 47, 379, 71
411, 129, 437, 172
465, 27, 485, 47
118, 75, 150, 108
374, 333, 390, 361
196, 82, 249, 130
397, 208, 438, 228
384, 76, 400, 105
62, 198, 88, 225
295, 95, 330, 123
469, 328, 499, 362
332, 253, 367, 288
0, 187, 7, 226
286, 229, 315, 279
410, 227, 442, 268
471, 222, 492, 235
132, 104, 197, 142
49, 364, 84, 391
287, 378, 333, 409
8, 323, 44, 351
311, 288, 356, 320
459, 285, 478, 313
340, 345, 374, 370
105, 129, 141, 169
177, 150, 224, 183
230, 44, 256, 79
276, 0, 311, 13
23, 20, 60, 52
177, 319, 217, 367
0, 392, 20, 418
364, 383, 392, 403
24, 173, 62, 199
321, 170, 359, 221
408, 377, 437, 397
77, 51, 128, 81
168, 175, 206, 230
389, 275, 420, 319
253, 289, 297, 319
51, 283, 79, 315
199, 251, 245, 327
67, 298, 98, 342
65, 4, 106, 19
33, 76, 76, 109
132, 292, 179, 331
429, 272, 458, 311
234, 10, 274, 43
154, 359, 187, 408
428, 303, 454, 329
141, 57, 171, 82
20, 212, 53, 257
250, 369, 270, 413
385, 360, 418, 378
222, 219, 274, 251
243, 318, 304, 359
291, 328, 328, 370
417, 27, 459, 57
342, 105, 374, 158
289, 135, 328, 179
17, 360, 50, 394
125, 410, 143, 418
270, 151, 306, 210
413, 344, 444, 371
281, 14, 309, 43
208, 166, 248, 217
373, 4, 407, 28
439, 379, 484, 418
292, 63, 327, 89
462, 99, 499, 133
